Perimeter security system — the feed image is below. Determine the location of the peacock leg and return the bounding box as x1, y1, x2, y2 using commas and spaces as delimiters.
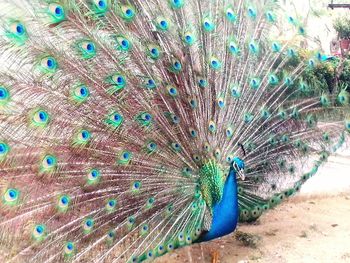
211, 250, 219, 263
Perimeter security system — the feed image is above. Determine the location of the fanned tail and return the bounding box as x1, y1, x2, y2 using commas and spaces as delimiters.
0, 0, 349, 262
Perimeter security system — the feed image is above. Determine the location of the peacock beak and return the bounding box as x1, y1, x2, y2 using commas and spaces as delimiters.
232, 161, 245, 181
237, 169, 245, 181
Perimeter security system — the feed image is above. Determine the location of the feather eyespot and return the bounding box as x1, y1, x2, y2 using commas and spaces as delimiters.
226, 8, 237, 22
64, 241, 75, 256
228, 41, 240, 55
72, 84, 89, 103
193, 154, 201, 162
48, 3, 65, 21
33, 224, 47, 241
115, 35, 132, 51
217, 96, 225, 108
0, 86, 10, 104
40, 154, 57, 174
183, 31, 195, 45
248, 6, 257, 19
265, 11, 276, 23
0, 141, 10, 159
169, 0, 184, 9
93, 0, 108, 11
105, 112, 123, 128
208, 121, 216, 133
83, 218, 94, 233
47, 58, 55, 68
167, 243, 174, 251
166, 85, 178, 97
3, 188, 19, 206
271, 41, 281, 52
87, 169, 101, 185
156, 17, 170, 31
189, 128, 197, 138
202, 18, 215, 32
119, 5, 136, 21
39, 56, 58, 73
146, 44, 161, 60
76, 40, 97, 59
12, 23, 25, 35
10, 21, 25, 35
58, 195, 71, 212
118, 150, 132, 165
106, 199, 117, 211
144, 78, 157, 89
198, 78, 208, 88
226, 126, 233, 138
5, 20, 28, 45
145, 141, 157, 153
169, 59, 182, 73
30, 109, 50, 128
210, 57, 221, 70
171, 142, 182, 152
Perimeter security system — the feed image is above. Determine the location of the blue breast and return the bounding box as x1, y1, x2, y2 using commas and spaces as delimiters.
199, 168, 239, 241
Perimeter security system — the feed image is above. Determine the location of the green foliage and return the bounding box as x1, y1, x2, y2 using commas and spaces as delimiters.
282, 50, 350, 94
333, 17, 350, 39
303, 59, 339, 93
339, 59, 350, 86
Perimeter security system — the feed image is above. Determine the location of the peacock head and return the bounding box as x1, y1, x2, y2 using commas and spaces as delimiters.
231, 157, 245, 181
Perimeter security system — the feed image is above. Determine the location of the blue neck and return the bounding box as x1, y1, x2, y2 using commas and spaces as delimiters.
199, 168, 239, 242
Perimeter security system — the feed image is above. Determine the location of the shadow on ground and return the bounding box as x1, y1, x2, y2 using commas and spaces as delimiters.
156, 193, 350, 263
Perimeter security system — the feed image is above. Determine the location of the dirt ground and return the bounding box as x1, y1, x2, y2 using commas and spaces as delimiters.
156, 193, 350, 263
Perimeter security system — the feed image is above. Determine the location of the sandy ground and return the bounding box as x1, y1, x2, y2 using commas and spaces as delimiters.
156, 193, 350, 263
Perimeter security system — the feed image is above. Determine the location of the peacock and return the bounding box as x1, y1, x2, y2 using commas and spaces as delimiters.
0, 0, 349, 262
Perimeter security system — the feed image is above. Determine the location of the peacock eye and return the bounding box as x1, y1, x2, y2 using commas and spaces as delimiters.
7, 21, 28, 43
80, 87, 87, 95
144, 78, 157, 89
210, 57, 221, 70
169, 59, 182, 73
248, 6, 257, 18
115, 35, 132, 51
39, 56, 58, 74
49, 3, 65, 17
183, 32, 195, 45
83, 41, 95, 53
0, 87, 9, 99
198, 79, 208, 89
98, 1, 105, 7
156, 17, 170, 31
4, 188, 19, 205
217, 97, 225, 108
14, 23, 24, 35
170, 0, 184, 9
203, 17, 215, 32
94, 0, 107, 10
0, 141, 10, 159
47, 58, 54, 68
146, 44, 161, 60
